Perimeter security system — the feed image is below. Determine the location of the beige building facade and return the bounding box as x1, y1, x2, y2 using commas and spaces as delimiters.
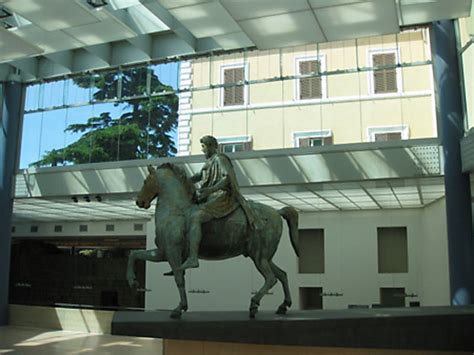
178, 28, 436, 156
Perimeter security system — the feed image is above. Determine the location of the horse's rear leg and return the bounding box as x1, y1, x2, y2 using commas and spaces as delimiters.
166, 250, 188, 319
270, 262, 292, 315
127, 249, 165, 288
250, 258, 277, 318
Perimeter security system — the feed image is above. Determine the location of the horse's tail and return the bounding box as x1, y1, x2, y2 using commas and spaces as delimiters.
279, 207, 299, 257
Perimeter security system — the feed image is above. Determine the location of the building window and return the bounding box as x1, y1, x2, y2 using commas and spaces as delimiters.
300, 287, 323, 310
293, 130, 333, 147
377, 227, 408, 273
369, 50, 401, 95
380, 287, 406, 307
296, 56, 325, 100
217, 136, 252, 153
298, 229, 325, 273
221, 64, 246, 107
374, 132, 402, 142
367, 125, 408, 142
299, 136, 333, 147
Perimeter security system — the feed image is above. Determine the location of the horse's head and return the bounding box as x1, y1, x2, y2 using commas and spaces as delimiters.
136, 165, 159, 209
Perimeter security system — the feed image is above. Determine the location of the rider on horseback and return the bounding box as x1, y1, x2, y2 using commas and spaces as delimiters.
178, 135, 258, 271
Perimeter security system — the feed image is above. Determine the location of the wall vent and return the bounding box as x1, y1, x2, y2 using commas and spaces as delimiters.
30, 226, 38, 233
54, 225, 63, 233
134, 223, 144, 231
11, 226, 16, 233
106, 224, 115, 232
79, 224, 88, 232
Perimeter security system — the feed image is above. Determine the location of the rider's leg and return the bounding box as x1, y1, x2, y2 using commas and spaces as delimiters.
179, 209, 212, 270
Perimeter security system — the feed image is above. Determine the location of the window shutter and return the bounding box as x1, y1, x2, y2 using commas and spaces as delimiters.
299, 60, 322, 99
298, 138, 310, 147
223, 67, 245, 106
375, 132, 402, 142
373, 53, 397, 94
243, 141, 253, 151
324, 136, 334, 145
233, 67, 244, 105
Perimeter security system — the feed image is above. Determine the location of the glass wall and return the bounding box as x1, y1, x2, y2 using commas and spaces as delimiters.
183, 27, 436, 155
20, 63, 179, 168
19, 27, 437, 166
459, 16, 474, 131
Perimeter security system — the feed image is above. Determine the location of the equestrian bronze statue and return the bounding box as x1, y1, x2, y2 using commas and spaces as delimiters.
127, 136, 299, 319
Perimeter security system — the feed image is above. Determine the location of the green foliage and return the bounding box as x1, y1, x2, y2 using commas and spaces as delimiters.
32, 67, 178, 167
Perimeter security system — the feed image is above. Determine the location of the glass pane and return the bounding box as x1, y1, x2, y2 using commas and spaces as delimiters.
19, 112, 42, 168
151, 62, 179, 91
35, 109, 67, 166
24, 83, 41, 112
42, 80, 66, 109
121, 67, 148, 98
91, 72, 119, 101
65, 78, 91, 106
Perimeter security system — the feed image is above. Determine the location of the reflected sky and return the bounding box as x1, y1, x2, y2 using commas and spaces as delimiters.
20, 62, 179, 168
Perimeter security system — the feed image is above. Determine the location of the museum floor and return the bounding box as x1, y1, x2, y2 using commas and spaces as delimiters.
0, 325, 471, 354
0, 326, 164, 354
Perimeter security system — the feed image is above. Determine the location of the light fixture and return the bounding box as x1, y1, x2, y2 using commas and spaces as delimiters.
84, 195, 91, 202
86, 0, 108, 9
72, 196, 78, 203
95, 195, 102, 202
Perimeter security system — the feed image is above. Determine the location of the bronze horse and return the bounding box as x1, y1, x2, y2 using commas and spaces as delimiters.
127, 163, 299, 318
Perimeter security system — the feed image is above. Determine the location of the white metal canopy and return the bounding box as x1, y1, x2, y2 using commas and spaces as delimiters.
12, 139, 445, 222
0, 0, 471, 81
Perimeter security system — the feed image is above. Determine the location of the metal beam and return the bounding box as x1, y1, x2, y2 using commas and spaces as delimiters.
72, 48, 110, 72
84, 43, 112, 66
9, 57, 38, 79
139, 0, 197, 51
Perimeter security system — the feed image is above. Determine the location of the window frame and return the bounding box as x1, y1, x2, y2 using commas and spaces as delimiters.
220, 62, 248, 108
367, 48, 403, 96
216, 135, 252, 153
367, 125, 408, 142
293, 130, 333, 148
294, 55, 327, 102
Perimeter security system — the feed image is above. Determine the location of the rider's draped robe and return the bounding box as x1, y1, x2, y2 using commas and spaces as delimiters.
199, 153, 240, 218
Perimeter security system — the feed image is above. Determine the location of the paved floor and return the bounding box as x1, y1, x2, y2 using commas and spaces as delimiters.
0, 326, 163, 354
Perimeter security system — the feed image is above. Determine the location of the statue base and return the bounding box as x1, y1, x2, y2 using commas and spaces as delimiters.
111, 305, 474, 351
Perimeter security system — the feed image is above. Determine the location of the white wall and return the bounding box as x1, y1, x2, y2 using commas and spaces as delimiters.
13, 220, 149, 238
419, 199, 450, 305
145, 201, 450, 312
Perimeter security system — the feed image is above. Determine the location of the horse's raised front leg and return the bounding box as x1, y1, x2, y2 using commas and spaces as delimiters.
127, 249, 165, 288
250, 258, 277, 318
166, 249, 188, 319
270, 261, 292, 315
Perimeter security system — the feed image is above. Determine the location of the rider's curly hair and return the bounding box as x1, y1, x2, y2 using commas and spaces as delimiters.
200, 135, 218, 149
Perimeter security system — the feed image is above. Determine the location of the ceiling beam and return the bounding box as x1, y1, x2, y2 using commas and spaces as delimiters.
139, 0, 197, 51
111, 39, 151, 66
122, 34, 152, 61
72, 48, 110, 72
84, 43, 112, 66
44, 51, 73, 72
9, 57, 39, 81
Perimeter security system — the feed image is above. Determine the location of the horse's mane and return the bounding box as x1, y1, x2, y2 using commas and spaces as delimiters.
157, 162, 196, 200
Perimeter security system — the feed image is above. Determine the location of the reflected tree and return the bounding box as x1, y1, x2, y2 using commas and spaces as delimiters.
32, 68, 178, 166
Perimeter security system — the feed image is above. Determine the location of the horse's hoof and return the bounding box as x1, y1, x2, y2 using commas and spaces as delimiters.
127, 278, 139, 289
276, 306, 287, 315
170, 310, 182, 319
